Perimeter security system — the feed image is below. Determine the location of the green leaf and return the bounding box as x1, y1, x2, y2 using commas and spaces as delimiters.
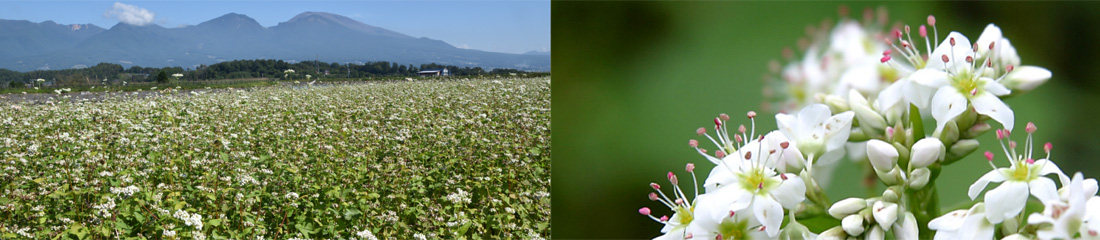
458, 223, 471, 235
343, 208, 362, 219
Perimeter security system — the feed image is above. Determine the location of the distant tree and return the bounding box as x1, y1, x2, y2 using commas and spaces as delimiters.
156, 70, 169, 83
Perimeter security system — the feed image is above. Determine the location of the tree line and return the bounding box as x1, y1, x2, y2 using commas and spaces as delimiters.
0, 60, 543, 89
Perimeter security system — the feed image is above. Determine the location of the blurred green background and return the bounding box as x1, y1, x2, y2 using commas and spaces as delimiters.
552, 1, 1100, 239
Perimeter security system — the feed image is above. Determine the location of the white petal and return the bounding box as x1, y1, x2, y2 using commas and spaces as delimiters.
1034, 159, 1067, 178
971, 92, 1014, 131
1004, 66, 1051, 92
928, 210, 968, 231
981, 78, 1011, 96
776, 113, 799, 141
866, 139, 899, 172
928, 32, 974, 73
984, 181, 1028, 223
874, 79, 905, 111
823, 111, 854, 151
969, 170, 1007, 200
754, 195, 783, 237
770, 174, 806, 209
798, 104, 833, 140
930, 86, 968, 134
904, 79, 937, 110
909, 69, 951, 88
974, 24, 1003, 58
1028, 177, 1059, 204
960, 212, 996, 240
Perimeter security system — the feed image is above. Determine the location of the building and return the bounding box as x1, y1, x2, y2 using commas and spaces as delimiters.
417, 69, 450, 77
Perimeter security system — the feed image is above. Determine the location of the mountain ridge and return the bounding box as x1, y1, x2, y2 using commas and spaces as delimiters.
0, 12, 549, 72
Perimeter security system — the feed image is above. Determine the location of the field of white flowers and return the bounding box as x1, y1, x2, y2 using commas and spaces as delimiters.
0, 77, 551, 239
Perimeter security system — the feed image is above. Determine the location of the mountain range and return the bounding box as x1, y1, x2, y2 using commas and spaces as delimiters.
0, 12, 550, 72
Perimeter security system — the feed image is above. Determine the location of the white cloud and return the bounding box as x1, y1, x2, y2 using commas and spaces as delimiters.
104, 2, 155, 26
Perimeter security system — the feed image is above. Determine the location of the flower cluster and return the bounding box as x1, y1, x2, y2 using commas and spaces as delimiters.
638, 6, 1084, 240
174, 209, 204, 230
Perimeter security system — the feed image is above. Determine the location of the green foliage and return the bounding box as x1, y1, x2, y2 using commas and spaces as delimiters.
156, 70, 169, 83
0, 78, 550, 239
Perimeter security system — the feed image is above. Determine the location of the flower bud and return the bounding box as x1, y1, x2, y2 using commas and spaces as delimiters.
964, 122, 992, 139
892, 212, 918, 240
842, 214, 865, 236
909, 137, 945, 168
829, 198, 867, 219
818, 226, 848, 240
876, 167, 903, 186
865, 226, 885, 240
849, 90, 886, 130
909, 167, 931, 189
822, 94, 850, 113
947, 139, 980, 161
1003, 66, 1051, 92
872, 201, 898, 229
939, 120, 960, 144
866, 139, 899, 172
881, 187, 900, 203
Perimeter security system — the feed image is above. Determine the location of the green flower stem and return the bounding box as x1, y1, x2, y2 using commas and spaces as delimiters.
908, 164, 942, 239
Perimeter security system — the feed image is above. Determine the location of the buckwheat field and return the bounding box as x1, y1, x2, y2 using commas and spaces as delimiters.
0, 77, 551, 239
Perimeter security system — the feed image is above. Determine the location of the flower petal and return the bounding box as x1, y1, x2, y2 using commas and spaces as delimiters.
930, 86, 968, 135
753, 195, 783, 237
970, 92, 1014, 131
928, 31, 974, 73
823, 111, 854, 151
904, 79, 937, 110
981, 78, 1011, 96
776, 113, 799, 142
1034, 159, 1067, 179
1004, 66, 1051, 92
974, 24, 1003, 59
928, 210, 967, 231
984, 181, 1028, 223
797, 104, 832, 140
770, 174, 806, 209
969, 170, 1007, 200
1028, 177, 1059, 204
909, 69, 951, 88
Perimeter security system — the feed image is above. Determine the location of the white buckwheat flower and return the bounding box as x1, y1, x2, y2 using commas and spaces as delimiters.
968, 123, 1066, 224
928, 202, 995, 240
639, 163, 701, 240
1027, 172, 1096, 239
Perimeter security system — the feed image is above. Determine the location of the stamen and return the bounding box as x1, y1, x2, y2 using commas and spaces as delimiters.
919, 25, 927, 37
950, 37, 956, 46
928, 15, 938, 49
1044, 142, 1053, 153
745, 151, 753, 160
780, 141, 790, 149
747, 111, 757, 119
739, 125, 747, 134
1026, 158, 1035, 164
686, 163, 695, 172
1006, 65, 1014, 72
716, 150, 726, 159
696, 127, 706, 136
650, 182, 661, 190
730, 210, 736, 217
689, 139, 699, 148
660, 215, 669, 222
639, 207, 651, 215
966, 56, 973, 63
985, 151, 994, 161
668, 172, 679, 185
719, 113, 730, 121
649, 192, 660, 201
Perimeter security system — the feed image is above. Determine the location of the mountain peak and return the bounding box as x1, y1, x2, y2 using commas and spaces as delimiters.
280, 11, 412, 39
197, 12, 263, 31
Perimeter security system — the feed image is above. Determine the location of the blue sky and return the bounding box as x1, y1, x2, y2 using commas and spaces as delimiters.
1, 1, 549, 54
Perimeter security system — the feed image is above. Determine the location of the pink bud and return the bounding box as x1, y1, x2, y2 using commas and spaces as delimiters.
714, 117, 722, 127
927, 15, 936, 26
686, 163, 695, 172
715, 150, 726, 159
780, 141, 790, 149
919, 25, 927, 37
639, 207, 651, 215
747, 111, 757, 119
689, 139, 699, 148
696, 127, 706, 136
1045, 142, 1053, 153
729, 210, 736, 217
649, 192, 659, 201
886, 126, 895, 138
719, 113, 730, 121
996, 129, 1006, 140
985, 151, 994, 161
1026, 122, 1037, 133
650, 183, 660, 190
660, 215, 669, 222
